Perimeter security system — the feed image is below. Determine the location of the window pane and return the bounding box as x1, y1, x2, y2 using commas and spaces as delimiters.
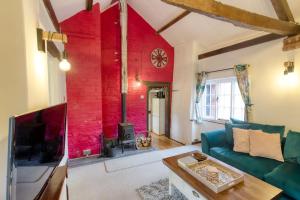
206, 95, 210, 107
211, 84, 216, 95
201, 79, 246, 121
210, 84, 217, 119
206, 106, 210, 116
232, 82, 245, 121
206, 85, 211, 95
202, 86, 209, 118
201, 83, 217, 119
217, 82, 231, 120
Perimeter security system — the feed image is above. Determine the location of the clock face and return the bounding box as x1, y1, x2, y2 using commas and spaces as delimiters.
151, 48, 168, 68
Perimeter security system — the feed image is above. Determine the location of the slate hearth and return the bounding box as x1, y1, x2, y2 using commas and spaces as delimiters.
69, 146, 156, 168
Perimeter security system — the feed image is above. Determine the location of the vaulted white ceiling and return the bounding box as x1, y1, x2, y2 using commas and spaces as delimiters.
50, 0, 300, 50
51, 0, 114, 22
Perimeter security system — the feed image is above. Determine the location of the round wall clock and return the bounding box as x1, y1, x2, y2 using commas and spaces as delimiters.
151, 48, 168, 68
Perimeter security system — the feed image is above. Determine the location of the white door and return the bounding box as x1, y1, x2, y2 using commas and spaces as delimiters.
159, 99, 165, 135
152, 98, 160, 134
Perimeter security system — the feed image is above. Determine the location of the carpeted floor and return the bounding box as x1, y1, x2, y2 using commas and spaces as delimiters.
68, 145, 200, 200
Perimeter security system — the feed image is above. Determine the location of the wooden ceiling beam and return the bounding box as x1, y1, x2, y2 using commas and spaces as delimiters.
161, 0, 300, 36
110, 0, 119, 5
157, 10, 191, 34
271, 0, 295, 22
283, 34, 300, 51
86, 0, 93, 11
198, 34, 284, 60
42, 0, 60, 32
42, 0, 61, 60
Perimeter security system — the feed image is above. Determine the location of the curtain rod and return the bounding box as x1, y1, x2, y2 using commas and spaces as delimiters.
204, 67, 234, 74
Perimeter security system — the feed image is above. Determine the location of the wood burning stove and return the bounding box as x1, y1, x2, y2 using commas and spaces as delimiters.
118, 123, 136, 153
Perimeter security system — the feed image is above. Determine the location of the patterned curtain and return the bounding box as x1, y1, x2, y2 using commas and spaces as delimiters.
234, 64, 252, 122
194, 72, 207, 124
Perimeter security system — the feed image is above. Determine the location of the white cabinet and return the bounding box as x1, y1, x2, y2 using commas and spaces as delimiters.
169, 171, 207, 200
152, 98, 165, 135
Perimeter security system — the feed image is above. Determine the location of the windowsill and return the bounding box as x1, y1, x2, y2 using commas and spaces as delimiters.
202, 119, 228, 125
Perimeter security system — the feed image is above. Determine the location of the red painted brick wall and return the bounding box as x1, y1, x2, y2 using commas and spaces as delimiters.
101, 5, 174, 138
101, 6, 122, 139
61, 4, 102, 159
60, 3, 174, 158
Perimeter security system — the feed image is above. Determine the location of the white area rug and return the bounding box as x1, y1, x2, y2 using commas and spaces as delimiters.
104, 146, 197, 173
68, 145, 199, 200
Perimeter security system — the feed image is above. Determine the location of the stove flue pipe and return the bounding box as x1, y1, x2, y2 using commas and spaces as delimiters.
120, 0, 128, 123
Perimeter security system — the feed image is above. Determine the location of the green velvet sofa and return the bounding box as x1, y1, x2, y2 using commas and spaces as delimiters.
201, 121, 300, 200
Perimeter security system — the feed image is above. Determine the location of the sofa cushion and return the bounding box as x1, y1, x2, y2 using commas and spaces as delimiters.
210, 147, 282, 179
261, 124, 285, 139
201, 129, 227, 155
265, 162, 300, 200
284, 130, 300, 163
225, 123, 250, 148
229, 119, 285, 139
249, 130, 284, 162
230, 118, 245, 124
233, 128, 250, 153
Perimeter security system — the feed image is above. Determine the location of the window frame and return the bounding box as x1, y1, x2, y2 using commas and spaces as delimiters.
202, 82, 217, 120
201, 77, 245, 124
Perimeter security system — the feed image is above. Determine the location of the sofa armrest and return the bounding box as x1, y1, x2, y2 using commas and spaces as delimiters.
201, 129, 226, 155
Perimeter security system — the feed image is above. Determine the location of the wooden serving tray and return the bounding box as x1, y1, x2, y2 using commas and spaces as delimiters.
178, 158, 244, 193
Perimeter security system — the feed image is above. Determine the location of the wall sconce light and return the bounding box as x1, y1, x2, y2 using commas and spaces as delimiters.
37, 28, 68, 52
59, 51, 71, 71
37, 28, 46, 52
284, 61, 294, 75
135, 74, 142, 87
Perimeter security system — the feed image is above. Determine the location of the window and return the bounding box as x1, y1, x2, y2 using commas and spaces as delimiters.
202, 77, 245, 121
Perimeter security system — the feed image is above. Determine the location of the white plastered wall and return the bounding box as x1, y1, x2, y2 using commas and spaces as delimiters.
195, 39, 300, 136
0, 1, 66, 198
172, 38, 300, 144
171, 41, 198, 144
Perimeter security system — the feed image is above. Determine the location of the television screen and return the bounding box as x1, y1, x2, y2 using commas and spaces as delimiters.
6, 103, 67, 200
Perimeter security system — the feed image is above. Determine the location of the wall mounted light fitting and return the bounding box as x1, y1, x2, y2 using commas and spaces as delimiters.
37, 28, 68, 52
284, 61, 294, 75
135, 74, 142, 87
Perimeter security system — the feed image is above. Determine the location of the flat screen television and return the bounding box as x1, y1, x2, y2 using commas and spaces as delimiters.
6, 103, 67, 200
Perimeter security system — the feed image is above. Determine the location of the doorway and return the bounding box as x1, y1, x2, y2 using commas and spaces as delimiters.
145, 82, 171, 138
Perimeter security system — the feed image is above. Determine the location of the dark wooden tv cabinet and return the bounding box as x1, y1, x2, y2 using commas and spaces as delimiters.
37, 165, 68, 200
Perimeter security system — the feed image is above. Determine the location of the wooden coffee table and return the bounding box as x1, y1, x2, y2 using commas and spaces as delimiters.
163, 151, 282, 200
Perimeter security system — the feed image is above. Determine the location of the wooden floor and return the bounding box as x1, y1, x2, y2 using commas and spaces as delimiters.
151, 132, 183, 150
